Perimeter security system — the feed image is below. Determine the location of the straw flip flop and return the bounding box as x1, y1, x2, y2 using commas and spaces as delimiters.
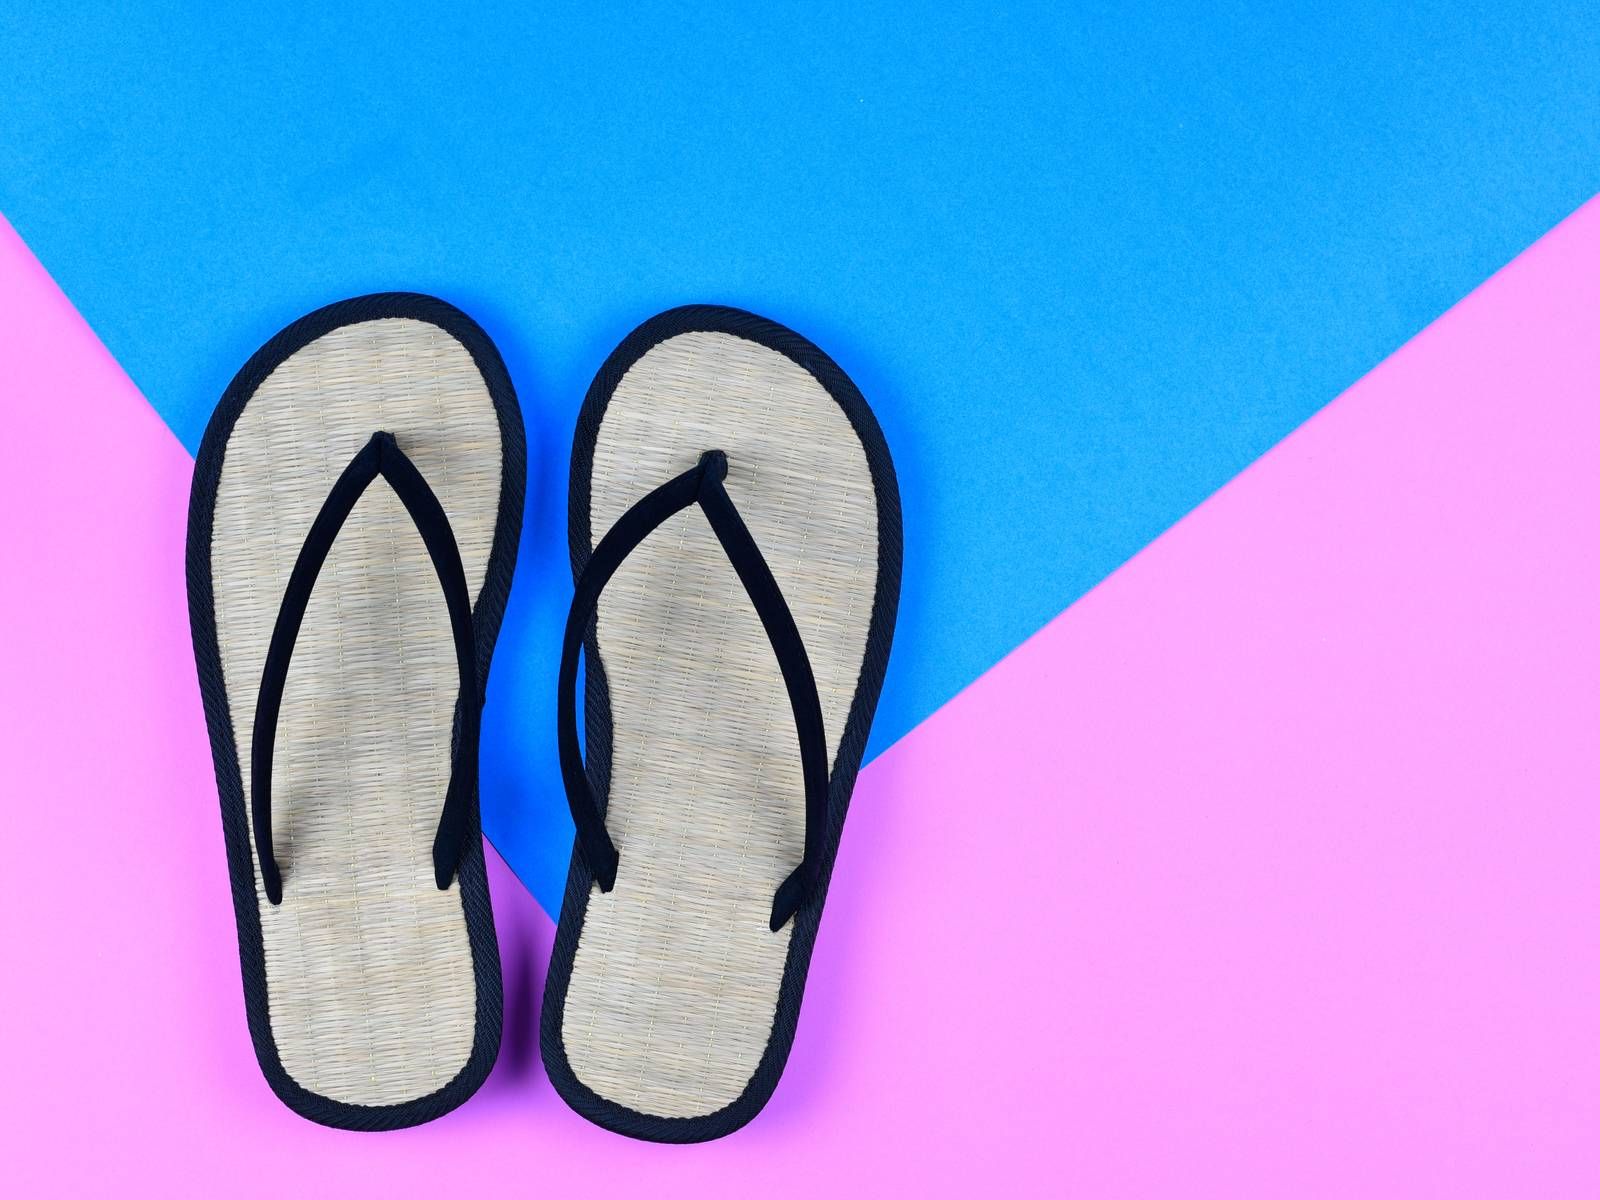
186, 294, 524, 1130
541, 306, 902, 1142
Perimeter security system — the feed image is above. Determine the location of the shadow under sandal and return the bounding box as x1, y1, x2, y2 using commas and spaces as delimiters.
542, 305, 902, 1142
186, 294, 525, 1130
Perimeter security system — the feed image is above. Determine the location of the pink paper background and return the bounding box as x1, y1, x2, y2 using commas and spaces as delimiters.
1, 198, 1597, 1194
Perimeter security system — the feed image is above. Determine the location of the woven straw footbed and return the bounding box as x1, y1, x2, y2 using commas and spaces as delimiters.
211, 319, 500, 1106
562, 330, 878, 1118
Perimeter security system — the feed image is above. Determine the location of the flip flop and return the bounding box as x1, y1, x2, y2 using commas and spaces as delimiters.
541, 305, 902, 1142
186, 294, 524, 1130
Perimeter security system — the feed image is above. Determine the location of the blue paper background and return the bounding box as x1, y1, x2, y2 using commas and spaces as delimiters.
4, 3, 1597, 911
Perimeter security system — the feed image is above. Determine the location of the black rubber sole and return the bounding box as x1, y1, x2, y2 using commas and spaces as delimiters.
540, 304, 903, 1143
186, 293, 526, 1131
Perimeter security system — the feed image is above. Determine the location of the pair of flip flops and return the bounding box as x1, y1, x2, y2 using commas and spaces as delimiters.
186, 295, 901, 1140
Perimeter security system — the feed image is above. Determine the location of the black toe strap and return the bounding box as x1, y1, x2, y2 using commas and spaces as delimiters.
558, 450, 829, 931
251, 431, 480, 906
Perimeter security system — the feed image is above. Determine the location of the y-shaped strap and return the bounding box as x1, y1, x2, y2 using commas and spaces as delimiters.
558, 451, 828, 931
251, 431, 479, 905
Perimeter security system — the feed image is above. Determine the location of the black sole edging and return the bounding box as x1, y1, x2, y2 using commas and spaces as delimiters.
539, 304, 904, 1144
185, 292, 526, 1131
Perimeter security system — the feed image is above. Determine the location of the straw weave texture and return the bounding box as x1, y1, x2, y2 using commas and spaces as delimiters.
211, 319, 499, 1106
562, 330, 878, 1118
